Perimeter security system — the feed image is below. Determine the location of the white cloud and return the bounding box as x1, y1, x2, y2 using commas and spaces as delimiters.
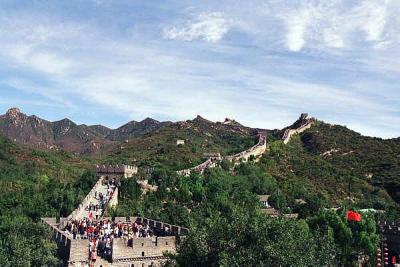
0, 1, 399, 137
273, 0, 397, 52
163, 12, 230, 43
283, 8, 313, 52
357, 0, 388, 42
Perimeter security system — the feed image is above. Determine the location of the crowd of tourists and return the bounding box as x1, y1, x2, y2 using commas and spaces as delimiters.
64, 178, 172, 266
86, 178, 118, 220
65, 218, 170, 240
65, 218, 171, 265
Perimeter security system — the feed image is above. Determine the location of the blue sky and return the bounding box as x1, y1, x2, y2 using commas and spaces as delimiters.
0, 0, 399, 138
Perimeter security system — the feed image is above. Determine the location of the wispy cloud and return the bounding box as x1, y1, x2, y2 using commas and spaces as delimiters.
274, 0, 398, 52
0, 1, 398, 138
163, 12, 230, 43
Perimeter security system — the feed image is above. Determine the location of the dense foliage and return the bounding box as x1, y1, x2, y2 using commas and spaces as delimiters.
102, 120, 256, 171
262, 122, 400, 216
0, 136, 95, 266
111, 163, 378, 266
1, 118, 399, 266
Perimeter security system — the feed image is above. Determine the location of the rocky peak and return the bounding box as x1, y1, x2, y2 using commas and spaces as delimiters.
140, 117, 159, 125
4, 108, 27, 125
193, 115, 212, 124
57, 118, 75, 126
6, 108, 23, 118
53, 118, 77, 136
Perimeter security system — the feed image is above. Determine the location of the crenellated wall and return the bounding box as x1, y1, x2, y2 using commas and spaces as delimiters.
105, 217, 189, 236
176, 156, 220, 176
96, 164, 138, 178
42, 162, 188, 266
112, 236, 177, 262
42, 216, 188, 266
41, 218, 89, 266
177, 134, 267, 176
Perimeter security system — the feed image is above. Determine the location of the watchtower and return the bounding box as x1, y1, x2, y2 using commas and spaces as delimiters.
95, 164, 138, 183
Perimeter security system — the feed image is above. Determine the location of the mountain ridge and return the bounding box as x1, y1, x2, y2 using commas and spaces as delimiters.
0, 108, 266, 156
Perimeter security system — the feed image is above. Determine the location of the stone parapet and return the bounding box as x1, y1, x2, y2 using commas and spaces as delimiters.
66, 176, 106, 220
177, 134, 267, 176
224, 134, 267, 163
282, 117, 315, 144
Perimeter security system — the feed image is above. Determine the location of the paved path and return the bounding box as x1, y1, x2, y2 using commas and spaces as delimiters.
74, 183, 110, 220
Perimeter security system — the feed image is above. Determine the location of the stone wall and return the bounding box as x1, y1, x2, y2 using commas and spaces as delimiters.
109, 187, 119, 208
41, 218, 90, 266
112, 236, 176, 261
176, 156, 220, 176
177, 134, 267, 176
224, 134, 267, 163
104, 217, 189, 236
68, 239, 90, 266
282, 118, 315, 144
67, 176, 106, 220
96, 164, 138, 178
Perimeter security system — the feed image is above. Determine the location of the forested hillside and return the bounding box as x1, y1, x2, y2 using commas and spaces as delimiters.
0, 135, 96, 266
0, 115, 399, 266
102, 116, 257, 170
260, 121, 400, 214
301, 122, 400, 203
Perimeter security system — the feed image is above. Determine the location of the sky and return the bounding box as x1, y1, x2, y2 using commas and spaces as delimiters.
0, 0, 399, 138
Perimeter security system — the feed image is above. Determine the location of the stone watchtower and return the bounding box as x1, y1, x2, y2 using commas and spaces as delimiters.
95, 164, 138, 182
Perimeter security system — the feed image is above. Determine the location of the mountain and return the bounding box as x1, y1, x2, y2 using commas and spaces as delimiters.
0, 108, 261, 157
88, 125, 112, 137
106, 118, 172, 141
102, 114, 261, 169
0, 108, 55, 149
299, 122, 400, 203
260, 120, 400, 208
0, 108, 114, 155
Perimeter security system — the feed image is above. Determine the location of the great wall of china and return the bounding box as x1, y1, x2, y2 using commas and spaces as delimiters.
42, 216, 188, 267
41, 114, 315, 266
177, 114, 315, 176
42, 165, 187, 267
177, 133, 268, 176
281, 113, 316, 144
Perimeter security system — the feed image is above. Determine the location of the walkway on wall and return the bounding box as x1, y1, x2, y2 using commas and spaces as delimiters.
74, 181, 109, 220
66, 175, 118, 222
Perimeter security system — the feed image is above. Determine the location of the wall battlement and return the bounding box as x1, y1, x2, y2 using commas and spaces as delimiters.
96, 164, 138, 178
41, 216, 188, 267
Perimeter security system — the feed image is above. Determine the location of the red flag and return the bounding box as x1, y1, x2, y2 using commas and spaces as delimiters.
347, 210, 361, 222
